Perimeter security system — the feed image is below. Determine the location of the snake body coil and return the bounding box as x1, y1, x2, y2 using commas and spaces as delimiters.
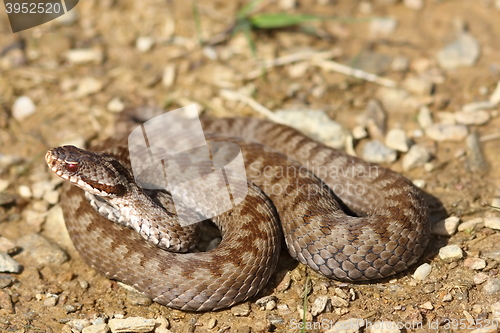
46, 116, 430, 311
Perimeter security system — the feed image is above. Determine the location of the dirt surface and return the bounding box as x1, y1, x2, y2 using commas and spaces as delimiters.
1, 0, 500, 332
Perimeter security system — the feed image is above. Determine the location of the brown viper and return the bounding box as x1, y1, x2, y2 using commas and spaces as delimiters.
45, 111, 430, 312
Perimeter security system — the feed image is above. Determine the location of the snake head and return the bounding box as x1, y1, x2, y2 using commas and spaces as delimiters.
45, 145, 131, 198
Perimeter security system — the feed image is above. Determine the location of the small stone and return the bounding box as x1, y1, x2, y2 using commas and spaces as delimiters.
402, 145, 430, 171
352, 126, 367, 140
403, 0, 423, 10
231, 303, 250, 316
108, 317, 156, 333
385, 128, 410, 152
255, 295, 277, 311
413, 263, 432, 280
442, 293, 453, 302
0, 237, 17, 254
484, 217, 500, 230
419, 301, 433, 310
75, 77, 103, 98
107, 97, 125, 113
403, 76, 433, 95
162, 65, 176, 87
268, 316, 285, 326
489, 81, 500, 105
277, 303, 292, 316
438, 245, 463, 261
432, 216, 460, 236
154, 317, 171, 333
462, 101, 496, 113
491, 302, 500, 320
464, 258, 486, 270
364, 99, 387, 138
458, 217, 484, 231
370, 17, 397, 37
473, 273, 489, 285
43, 190, 60, 205
362, 140, 397, 164
325, 318, 364, 333
0, 179, 9, 192
65, 49, 103, 64
482, 278, 500, 295
16, 233, 68, 265
437, 33, 480, 69
331, 295, 349, 308
0, 252, 21, 273
82, 324, 109, 333
207, 318, 217, 329
67, 319, 92, 333
310, 296, 330, 316
413, 179, 426, 188
455, 110, 490, 125
44, 296, 58, 306
12, 96, 36, 121
491, 197, 500, 208
417, 106, 433, 128
425, 124, 468, 141
136, 37, 155, 52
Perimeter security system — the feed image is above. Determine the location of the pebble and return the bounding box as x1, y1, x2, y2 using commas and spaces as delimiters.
491, 197, 500, 208
207, 318, 217, 329
65, 49, 103, 64
403, 76, 433, 95
492, 302, 500, 320
0, 237, 17, 254
231, 302, 250, 316
489, 81, 500, 105
473, 273, 489, 285
136, 37, 155, 52
402, 145, 430, 171
370, 17, 398, 37
413, 263, 432, 280
107, 97, 125, 113
464, 258, 486, 270
458, 217, 484, 231
366, 321, 401, 333
108, 317, 156, 333
12, 96, 36, 121
437, 32, 480, 69
462, 101, 495, 112
362, 140, 397, 163
364, 99, 387, 138
154, 317, 172, 333
255, 295, 277, 311
82, 324, 109, 333
0, 179, 9, 192
162, 65, 176, 87
417, 106, 433, 128
75, 77, 103, 98
67, 319, 91, 333
455, 110, 490, 125
438, 245, 463, 261
325, 318, 364, 333
331, 295, 349, 308
465, 133, 488, 173
403, 0, 423, 10
385, 128, 410, 152
442, 293, 453, 302
311, 296, 330, 316
16, 233, 68, 265
425, 124, 468, 141
431, 216, 460, 236
484, 217, 500, 230
419, 301, 433, 310
352, 126, 367, 140
0, 252, 22, 273
274, 110, 349, 149
482, 278, 500, 295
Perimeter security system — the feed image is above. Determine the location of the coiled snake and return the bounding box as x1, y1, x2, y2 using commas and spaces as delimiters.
45, 111, 430, 311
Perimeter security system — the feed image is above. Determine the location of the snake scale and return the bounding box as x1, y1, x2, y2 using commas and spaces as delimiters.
46, 110, 430, 311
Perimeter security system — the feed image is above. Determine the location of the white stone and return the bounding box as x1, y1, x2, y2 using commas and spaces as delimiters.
352, 126, 367, 140
403, 0, 423, 10
385, 128, 409, 152
462, 101, 495, 112
107, 97, 125, 113
425, 124, 468, 141
370, 17, 397, 37
464, 258, 486, 270
82, 324, 109, 333
413, 263, 431, 280
455, 110, 490, 125
12, 96, 36, 121
362, 140, 397, 163
417, 106, 433, 128
490, 81, 500, 105
65, 49, 103, 64
18, 185, 32, 198
402, 145, 430, 171
108, 317, 156, 333
432, 216, 460, 236
458, 218, 484, 231
0, 179, 9, 192
136, 37, 155, 52
162, 65, 176, 87
75, 77, 103, 98
438, 245, 463, 261
403, 76, 433, 95
437, 33, 480, 69
484, 217, 500, 230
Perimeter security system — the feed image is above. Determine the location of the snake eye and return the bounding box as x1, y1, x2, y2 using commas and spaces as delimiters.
65, 163, 79, 173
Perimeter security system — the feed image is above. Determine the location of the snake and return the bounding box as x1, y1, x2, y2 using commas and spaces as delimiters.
45, 111, 430, 312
